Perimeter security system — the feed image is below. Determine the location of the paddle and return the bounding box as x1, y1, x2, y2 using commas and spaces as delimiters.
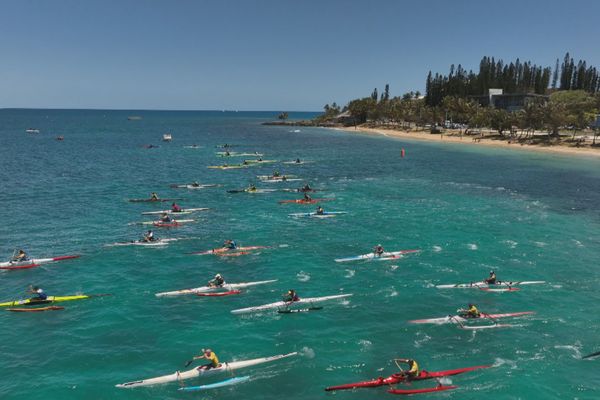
184, 348, 206, 367
582, 350, 600, 360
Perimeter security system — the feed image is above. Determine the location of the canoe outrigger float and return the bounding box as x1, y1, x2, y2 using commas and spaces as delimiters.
179, 376, 250, 392
155, 279, 278, 297
325, 364, 491, 394
116, 352, 297, 388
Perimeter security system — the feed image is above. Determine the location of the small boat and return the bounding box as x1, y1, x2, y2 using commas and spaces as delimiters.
162, 133, 172, 142
116, 352, 297, 388
26, 128, 40, 134
56, 135, 64, 141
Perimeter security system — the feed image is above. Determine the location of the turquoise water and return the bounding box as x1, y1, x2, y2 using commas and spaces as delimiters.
1, 109, 600, 399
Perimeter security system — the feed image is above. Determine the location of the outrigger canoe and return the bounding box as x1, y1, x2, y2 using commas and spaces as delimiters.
409, 311, 534, 324
231, 294, 352, 315
107, 238, 179, 247
170, 184, 219, 189
279, 198, 332, 204
207, 164, 249, 170
135, 219, 195, 226
189, 246, 269, 255
334, 250, 420, 263
227, 188, 278, 194
116, 352, 297, 388
288, 211, 347, 218
0, 294, 110, 308
436, 281, 545, 289
324, 364, 490, 391
0, 255, 80, 270
141, 208, 209, 215
128, 198, 182, 203
155, 279, 278, 297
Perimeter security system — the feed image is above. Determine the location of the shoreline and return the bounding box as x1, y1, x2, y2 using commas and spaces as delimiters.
334, 126, 600, 159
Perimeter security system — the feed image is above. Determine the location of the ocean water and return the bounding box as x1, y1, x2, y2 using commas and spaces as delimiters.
1, 109, 600, 399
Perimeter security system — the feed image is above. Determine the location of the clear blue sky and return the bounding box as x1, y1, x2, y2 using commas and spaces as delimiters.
1, 0, 599, 111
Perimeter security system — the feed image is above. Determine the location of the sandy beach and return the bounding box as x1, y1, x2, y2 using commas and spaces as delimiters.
335, 126, 600, 158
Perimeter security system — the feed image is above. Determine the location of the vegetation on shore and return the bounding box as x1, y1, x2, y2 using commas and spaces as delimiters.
314, 53, 600, 146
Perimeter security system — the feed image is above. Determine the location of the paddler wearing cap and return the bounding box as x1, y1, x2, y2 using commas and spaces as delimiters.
192, 348, 220, 370
484, 270, 497, 284
208, 273, 225, 288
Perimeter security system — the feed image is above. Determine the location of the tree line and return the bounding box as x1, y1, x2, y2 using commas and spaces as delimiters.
316, 53, 600, 139
425, 53, 599, 107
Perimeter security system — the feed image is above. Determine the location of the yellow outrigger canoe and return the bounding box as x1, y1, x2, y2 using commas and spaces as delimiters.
0, 294, 109, 308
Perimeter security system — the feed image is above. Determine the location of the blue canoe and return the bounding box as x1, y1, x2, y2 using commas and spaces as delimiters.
178, 376, 250, 392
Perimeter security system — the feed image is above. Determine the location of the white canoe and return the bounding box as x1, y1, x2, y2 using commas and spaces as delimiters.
436, 281, 546, 289
334, 249, 420, 263
139, 219, 195, 225
142, 208, 209, 215
231, 294, 352, 315
155, 280, 278, 297
409, 311, 534, 324
107, 238, 179, 247
116, 352, 297, 388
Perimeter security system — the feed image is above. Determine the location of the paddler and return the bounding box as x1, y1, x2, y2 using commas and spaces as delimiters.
143, 230, 155, 242
316, 206, 324, 215
301, 183, 312, 192
303, 192, 312, 201
171, 202, 182, 212
247, 184, 257, 192
223, 239, 237, 250
160, 212, 173, 223
459, 303, 481, 318
208, 273, 225, 287
395, 358, 420, 379
295, 158, 301, 163
374, 244, 385, 256
193, 348, 220, 370
283, 289, 300, 303
225, 151, 231, 156
150, 192, 159, 201
273, 171, 281, 177
12, 249, 29, 262
485, 270, 497, 284
28, 285, 48, 301
191, 181, 200, 187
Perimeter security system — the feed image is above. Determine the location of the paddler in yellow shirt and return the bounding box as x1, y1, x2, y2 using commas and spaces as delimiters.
459, 303, 481, 318
193, 348, 220, 370
395, 358, 420, 379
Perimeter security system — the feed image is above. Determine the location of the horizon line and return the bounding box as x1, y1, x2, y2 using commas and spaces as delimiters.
0, 107, 321, 113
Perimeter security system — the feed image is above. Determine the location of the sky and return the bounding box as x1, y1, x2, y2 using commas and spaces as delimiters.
1, 0, 599, 111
